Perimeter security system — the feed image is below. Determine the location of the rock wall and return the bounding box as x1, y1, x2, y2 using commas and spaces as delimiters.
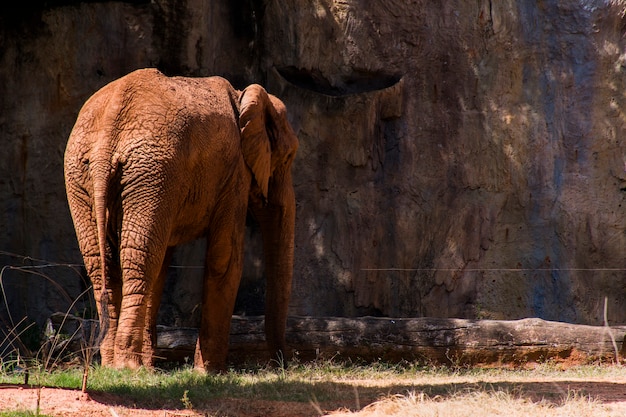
267, 0, 626, 324
1, 0, 625, 336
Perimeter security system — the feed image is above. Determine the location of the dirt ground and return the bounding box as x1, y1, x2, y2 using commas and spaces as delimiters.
0, 384, 321, 416
2, 374, 626, 417
1, 384, 317, 416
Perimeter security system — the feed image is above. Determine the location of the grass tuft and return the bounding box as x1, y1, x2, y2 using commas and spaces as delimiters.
0, 411, 55, 417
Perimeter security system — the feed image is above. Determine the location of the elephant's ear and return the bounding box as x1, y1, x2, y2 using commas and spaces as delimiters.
239, 84, 272, 200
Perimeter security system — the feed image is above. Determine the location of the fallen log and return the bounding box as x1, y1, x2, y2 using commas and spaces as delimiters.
155, 316, 626, 366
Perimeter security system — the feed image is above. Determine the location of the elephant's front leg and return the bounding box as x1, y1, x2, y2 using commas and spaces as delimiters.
195, 202, 247, 372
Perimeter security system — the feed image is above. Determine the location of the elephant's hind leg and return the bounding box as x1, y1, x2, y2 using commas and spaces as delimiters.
93, 255, 122, 366
114, 220, 170, 369
65, 186, 121, 367
142, 247, 174, 368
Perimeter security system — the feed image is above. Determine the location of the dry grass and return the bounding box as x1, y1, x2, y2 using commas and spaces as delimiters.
325, 389, 626, 417
314, 364, 626, 417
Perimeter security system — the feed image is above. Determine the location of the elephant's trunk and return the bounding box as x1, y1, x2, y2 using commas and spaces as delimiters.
252, 173, 296, 363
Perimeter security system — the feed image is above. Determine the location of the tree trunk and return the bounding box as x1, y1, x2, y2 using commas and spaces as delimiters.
155, 316, 626, 366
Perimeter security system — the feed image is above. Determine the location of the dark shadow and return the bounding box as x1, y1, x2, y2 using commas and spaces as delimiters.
76, 376, 626, 416
276, 66, 402, 97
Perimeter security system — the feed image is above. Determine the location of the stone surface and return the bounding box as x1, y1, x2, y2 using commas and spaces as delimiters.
1, 1, 626, 343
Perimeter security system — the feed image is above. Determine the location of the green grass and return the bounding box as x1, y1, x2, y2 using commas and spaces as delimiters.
1, 360, 625, 413
0, 412, 55, 417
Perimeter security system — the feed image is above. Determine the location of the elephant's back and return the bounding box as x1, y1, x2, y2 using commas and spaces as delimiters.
116, 68, 237, 119
111, 71, 246, 242
82, 68, 238, 129
80, 69, 238, 157
66, 68, 245, 208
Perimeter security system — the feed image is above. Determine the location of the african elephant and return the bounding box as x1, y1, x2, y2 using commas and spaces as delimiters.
64, 68, 298, 371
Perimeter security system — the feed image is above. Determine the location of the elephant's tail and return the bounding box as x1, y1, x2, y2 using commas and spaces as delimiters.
91, 143, 114, 341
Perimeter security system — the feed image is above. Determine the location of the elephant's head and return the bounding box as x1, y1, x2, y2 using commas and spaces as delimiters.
238, 85, 299, 360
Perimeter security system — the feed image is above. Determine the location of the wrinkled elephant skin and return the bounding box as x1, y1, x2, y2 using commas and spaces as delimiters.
64, 68, 298, 371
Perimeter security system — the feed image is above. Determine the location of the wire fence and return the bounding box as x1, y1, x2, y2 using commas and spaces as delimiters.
361, 268, 626, 272
0, 250, 623, 370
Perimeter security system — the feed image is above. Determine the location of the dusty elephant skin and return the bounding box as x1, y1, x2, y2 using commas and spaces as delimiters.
63, 68, 298, 371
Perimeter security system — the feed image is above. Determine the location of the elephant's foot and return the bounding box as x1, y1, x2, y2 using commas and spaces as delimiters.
193, 360, 226, 374
113, 352, 143, 370
98, 342, 116, 368
193, 345, 227, 373
141, 353, 155, 369
192, 363, 208, 374
99, 350, 115, 367
98, 331, 117, 367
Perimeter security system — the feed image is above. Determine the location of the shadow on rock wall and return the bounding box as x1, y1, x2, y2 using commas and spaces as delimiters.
1, 0, 626, 335
258, 0, 626, 323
